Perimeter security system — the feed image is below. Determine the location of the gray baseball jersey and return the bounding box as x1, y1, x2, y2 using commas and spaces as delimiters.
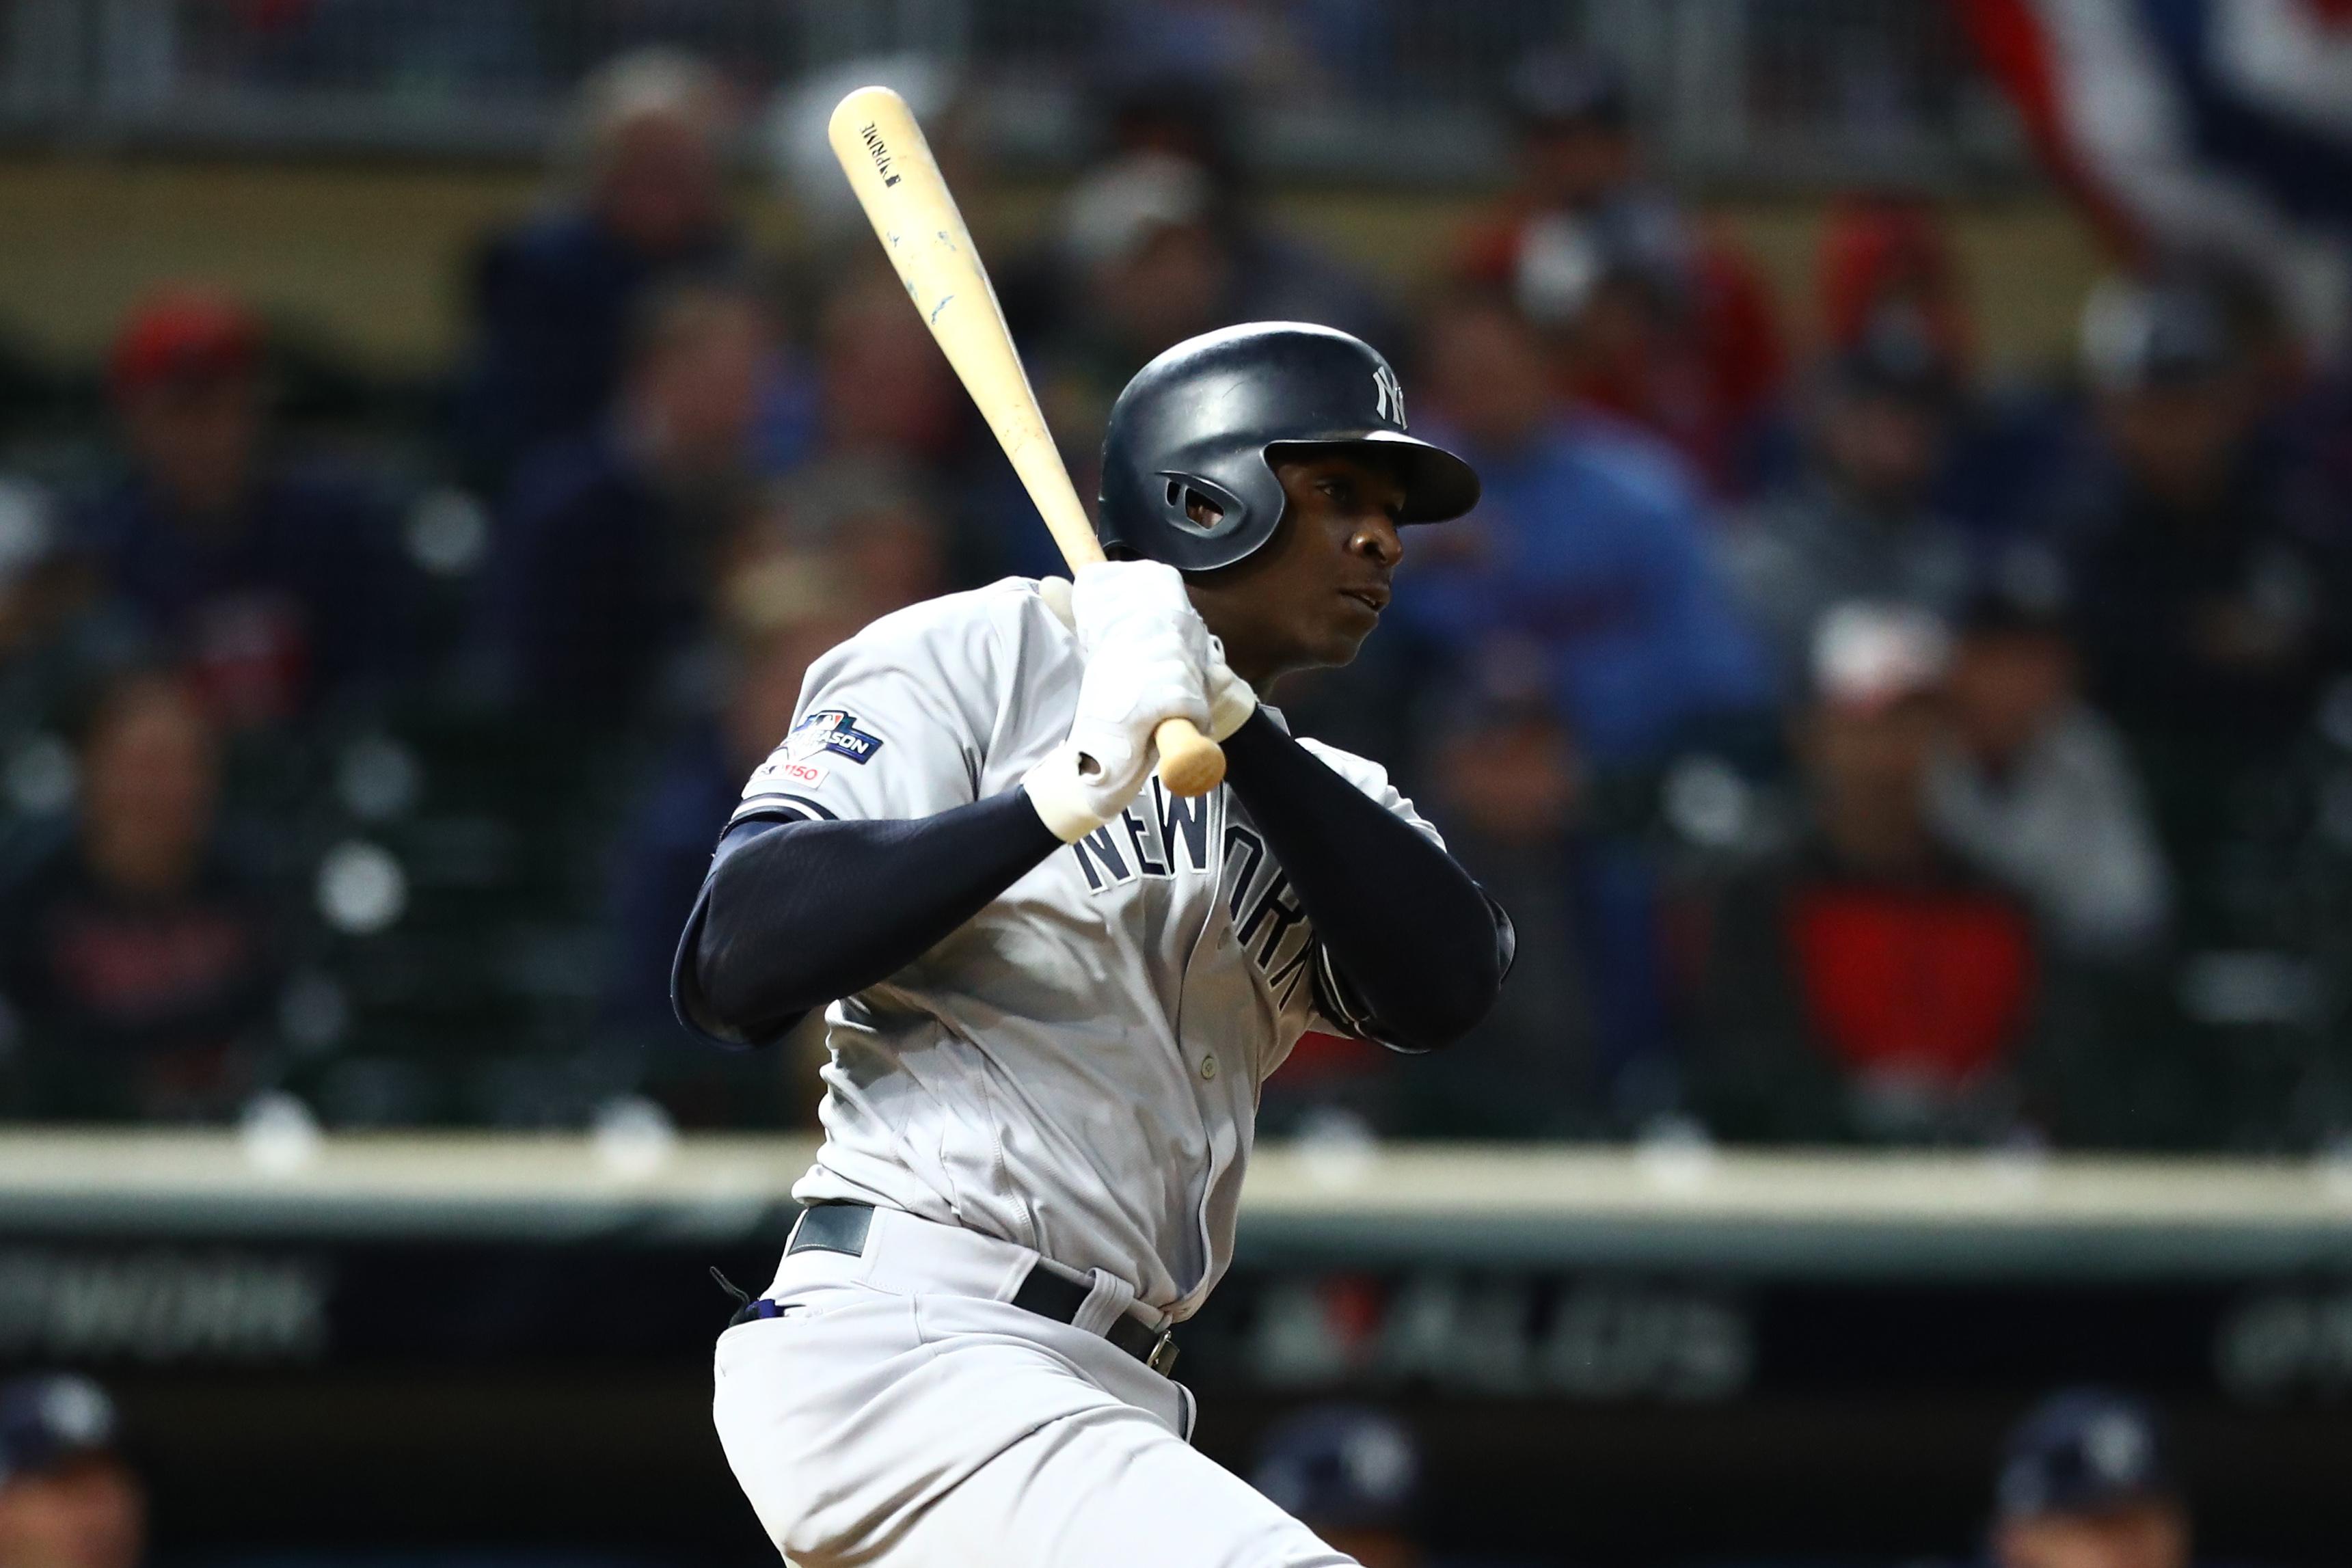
732, 576, 1437, 1320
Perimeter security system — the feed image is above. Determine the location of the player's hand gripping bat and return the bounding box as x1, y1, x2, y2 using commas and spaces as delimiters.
828, 85, 1227, 798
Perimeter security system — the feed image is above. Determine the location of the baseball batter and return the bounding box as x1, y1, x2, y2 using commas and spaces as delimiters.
675, 322, 1511, 1567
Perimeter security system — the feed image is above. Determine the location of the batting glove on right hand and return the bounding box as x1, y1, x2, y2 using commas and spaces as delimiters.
1023, 561, 1213, 843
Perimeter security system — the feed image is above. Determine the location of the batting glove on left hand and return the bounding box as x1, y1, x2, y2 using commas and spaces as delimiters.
1023, 562, 1213, 842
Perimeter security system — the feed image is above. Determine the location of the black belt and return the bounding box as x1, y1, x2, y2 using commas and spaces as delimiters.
732, 1202, 1178, 1376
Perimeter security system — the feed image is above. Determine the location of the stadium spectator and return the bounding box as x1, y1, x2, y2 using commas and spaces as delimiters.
0, 1374, 144, 1568
1452, 51, 1785, 494
1398, 654, 1601, 1138
1401, 285, 1768, 1088
76, 289, 414, 728
1057, 152, 1237, 392
457, 49, 739, 487
804, 272, 965, 472
1090, 72, 1390, 343
481, 280, 770, 717
1030, 139, 1390, 450
0, 672, 282, 1122
783, 270, 1040, 582
1684, 605, 2041, 1144
1928, 580, 2171, 963
1992, 1389, 2189, 1568
1723, 306, 1975, 692
1818, 193, 1973, 372
1403, 286, 1772, 770
2059, 278, 2350, 786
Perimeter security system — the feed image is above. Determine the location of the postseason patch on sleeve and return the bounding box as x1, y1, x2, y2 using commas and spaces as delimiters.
786, 709, 885, 765
744, 709, 886, 796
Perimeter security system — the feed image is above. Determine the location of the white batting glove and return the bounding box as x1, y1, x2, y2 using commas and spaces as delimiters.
1204, 634, 1258, 742
1039, 571, 1252, 740
1023, 562, 1213, 843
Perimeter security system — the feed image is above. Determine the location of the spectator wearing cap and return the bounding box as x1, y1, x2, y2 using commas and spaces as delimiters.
456, 49, 740, 489
75, 289, 415, 729
481, 280, 772, 718
1818, 195, 1973, 375
1452, 51, 1785, 496
1927, 576, 2171, 964
1808, 198, 2077, 533
1684, 604, 2043, 1144
1991, 1389, 2189, 1568
2059, 277, 2351, 788
0, 670, 285, 1122
1403, 286, 1772, 1081
0, 1374, 142, 1568
1723, 306, 1977, 696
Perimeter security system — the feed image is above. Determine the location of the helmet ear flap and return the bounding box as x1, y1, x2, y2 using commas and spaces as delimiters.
1154, 470, 1252, 543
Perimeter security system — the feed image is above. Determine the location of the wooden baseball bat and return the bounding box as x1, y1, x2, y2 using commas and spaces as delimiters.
826, 85, 1226, 798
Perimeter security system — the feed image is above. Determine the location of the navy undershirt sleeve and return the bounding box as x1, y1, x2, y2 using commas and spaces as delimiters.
1218, 710, 1509, 1053
673, 712, 1509, 1055
674, 789, 1060, 1049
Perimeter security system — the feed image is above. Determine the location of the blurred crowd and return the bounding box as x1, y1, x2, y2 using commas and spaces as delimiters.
5, 45, 2352, 1152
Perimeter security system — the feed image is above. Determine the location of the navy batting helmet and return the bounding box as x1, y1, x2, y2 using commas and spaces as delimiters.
1096, 322, 1479, 573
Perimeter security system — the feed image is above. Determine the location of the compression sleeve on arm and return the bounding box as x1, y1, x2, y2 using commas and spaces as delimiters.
1218, 709, 1509, 1053
674, 787, 1062, 1049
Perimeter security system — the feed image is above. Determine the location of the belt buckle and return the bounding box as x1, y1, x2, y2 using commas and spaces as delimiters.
1145, 1329, 1179, 1377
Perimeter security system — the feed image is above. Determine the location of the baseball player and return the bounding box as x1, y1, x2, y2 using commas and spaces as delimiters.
675, 321, 1511, 1568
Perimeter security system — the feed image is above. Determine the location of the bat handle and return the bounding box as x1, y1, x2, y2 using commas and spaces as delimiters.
1153, 718, 1226, 798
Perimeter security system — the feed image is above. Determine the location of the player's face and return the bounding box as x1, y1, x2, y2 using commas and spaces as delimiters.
1185, 452, 1407, 690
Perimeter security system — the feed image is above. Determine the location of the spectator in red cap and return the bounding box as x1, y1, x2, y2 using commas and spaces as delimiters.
77, 287, 415, 729
1682, 603, 2043, 1144
1817, 193, 1973, 373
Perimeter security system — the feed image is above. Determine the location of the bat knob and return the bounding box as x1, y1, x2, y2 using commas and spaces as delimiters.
1153, 718, 1226, 798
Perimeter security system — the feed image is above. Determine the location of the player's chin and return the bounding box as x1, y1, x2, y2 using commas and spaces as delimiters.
1308, 612, 1378, 668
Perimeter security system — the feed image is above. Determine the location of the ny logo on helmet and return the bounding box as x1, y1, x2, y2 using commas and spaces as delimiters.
1373, 364, 1406, 428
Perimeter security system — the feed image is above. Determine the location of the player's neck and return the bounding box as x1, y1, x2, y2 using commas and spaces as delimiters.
1191, 612, 1290, 693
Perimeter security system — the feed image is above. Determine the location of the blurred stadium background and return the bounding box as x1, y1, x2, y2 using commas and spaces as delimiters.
0, 1, 2349, 1565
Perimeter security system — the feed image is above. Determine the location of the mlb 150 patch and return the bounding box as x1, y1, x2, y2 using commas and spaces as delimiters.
786, 709, 886, 764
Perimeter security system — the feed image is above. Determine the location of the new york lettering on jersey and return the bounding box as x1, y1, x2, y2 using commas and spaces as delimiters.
1066, 777, 1319, 1014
